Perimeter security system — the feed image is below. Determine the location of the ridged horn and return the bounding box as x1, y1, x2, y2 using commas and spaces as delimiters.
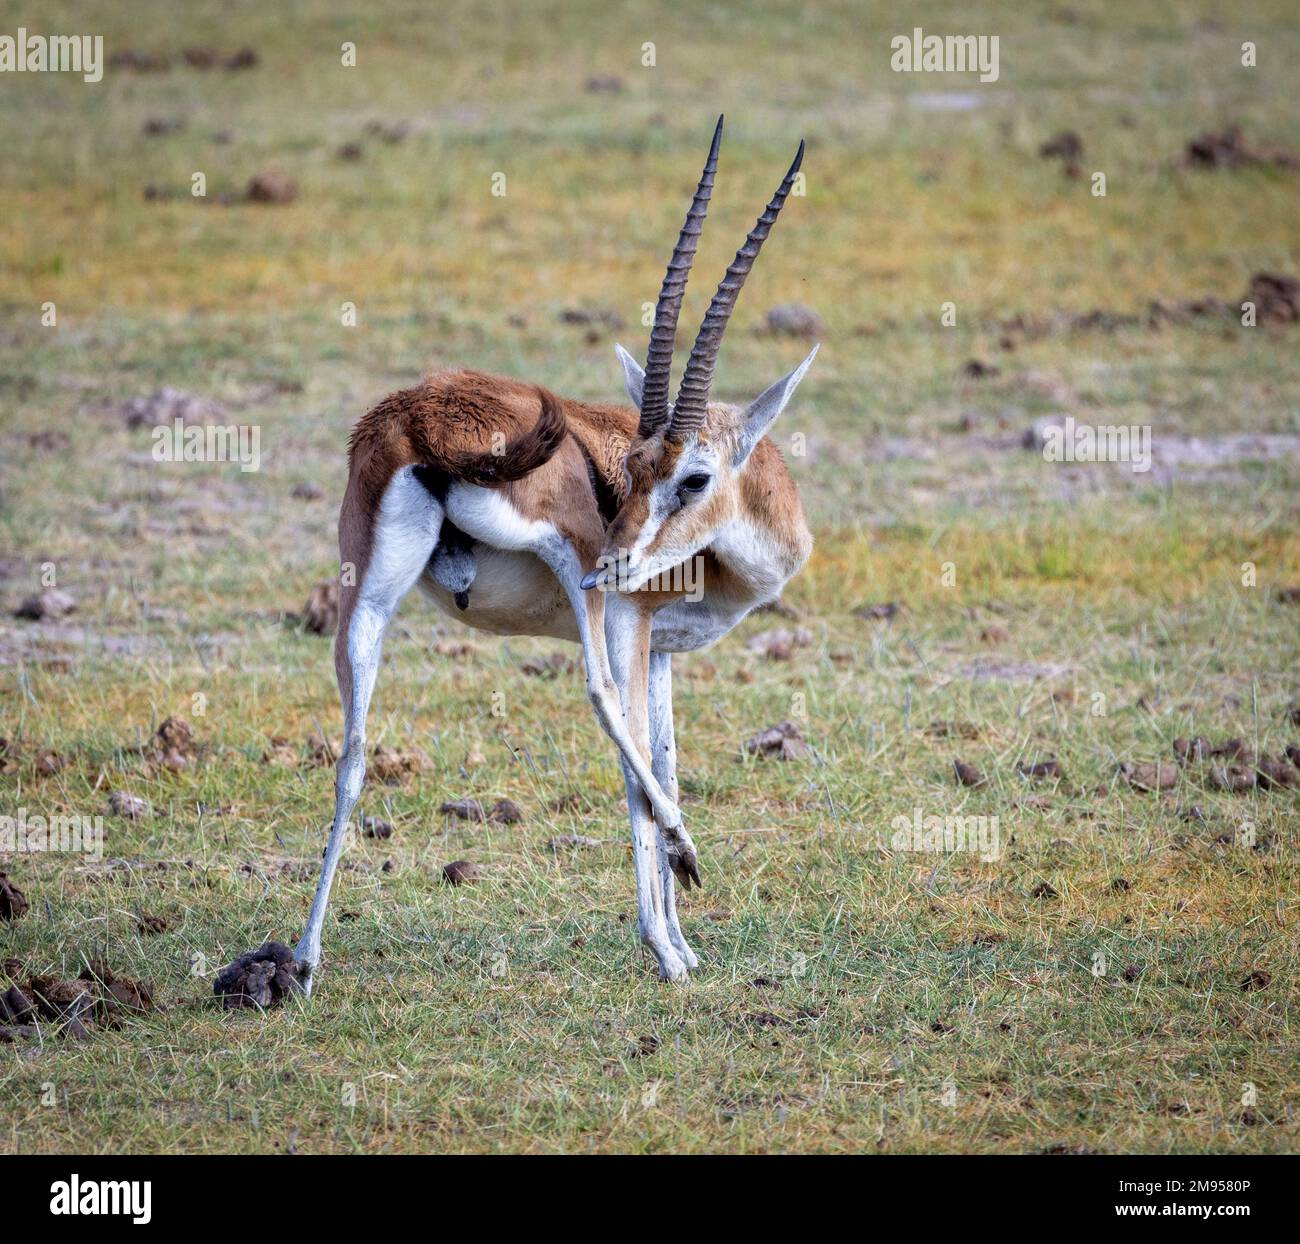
668, 139, 804, 442
637, 115, 724, 439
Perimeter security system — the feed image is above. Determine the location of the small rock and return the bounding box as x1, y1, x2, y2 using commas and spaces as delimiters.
854, 601, 902, 622
308, 733, 340, 766
120, 386, 225, 428
1212, 737, 1248, 760
1123, 762, 1178, 792
109, 790, 152, 820
489, 798, 524, 825
744, 721, 811, 761
745, 626, 813, 660
927, 720, 980, 739
1208, 764, 1254, 794
953, 760, 986, 787
558, 306, 624, 331
247, 172, 298, 204
223, 47, 258, 70
108, 48, 171, 72
155, 715, 195, 757
0, 873, 29, 922
1255, 755, 1297, 791
1173, 735, 1211, 762
369, 746, 422, 783
0, 985, 35, 1023
520, 652, 577, 678
441, 860, 481, 886
303, 580, 338, 635
1022, 415, 1067, 451
1039, 131, 1083, 160
15, 589, 76, 620
365, 120, 411, 144
213, 941, 305, 1009
441, 799, 485, 822
764, 303, 824, 338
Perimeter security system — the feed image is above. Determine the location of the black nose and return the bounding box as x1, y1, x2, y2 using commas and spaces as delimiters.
579, 570, 600, 591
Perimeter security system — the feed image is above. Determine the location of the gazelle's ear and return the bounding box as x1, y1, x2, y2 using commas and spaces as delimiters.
734, 344, 819, 467
614, 343, 646, 410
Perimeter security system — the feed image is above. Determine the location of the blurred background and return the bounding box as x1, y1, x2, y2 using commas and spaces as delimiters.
0, 1, 1297, 1154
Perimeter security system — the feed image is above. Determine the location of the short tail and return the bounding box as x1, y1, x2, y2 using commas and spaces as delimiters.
439, 387, 567, 485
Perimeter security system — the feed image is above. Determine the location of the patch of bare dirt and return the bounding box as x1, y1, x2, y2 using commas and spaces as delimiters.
1183, 126, 1300, 171
213, 941, 305, 1010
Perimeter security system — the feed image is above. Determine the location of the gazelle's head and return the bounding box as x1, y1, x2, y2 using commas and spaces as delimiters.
581, 116, 817, 595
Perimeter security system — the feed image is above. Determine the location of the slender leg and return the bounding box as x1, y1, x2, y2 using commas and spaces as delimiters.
294, 471, 440, 991
605, 596, 687, 981
648, 651, 699, 970
542, 543, 688, 840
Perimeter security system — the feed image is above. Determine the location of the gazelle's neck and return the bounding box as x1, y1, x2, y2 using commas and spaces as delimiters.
706, 438, 812, 608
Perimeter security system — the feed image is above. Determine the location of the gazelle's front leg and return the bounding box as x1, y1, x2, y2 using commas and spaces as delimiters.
648, 650, 699, 970
544, 544, 686, 837
605, 596, 688, 981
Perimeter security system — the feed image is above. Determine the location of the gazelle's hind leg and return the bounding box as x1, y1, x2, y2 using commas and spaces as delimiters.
294, 468, 442, 992
648, 651, 699, 971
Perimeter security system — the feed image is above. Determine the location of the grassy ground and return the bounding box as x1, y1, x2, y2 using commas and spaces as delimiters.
1, 0, 1298, 1152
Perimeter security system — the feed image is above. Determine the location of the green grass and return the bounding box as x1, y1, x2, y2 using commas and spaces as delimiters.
0, 0, 1298, 1153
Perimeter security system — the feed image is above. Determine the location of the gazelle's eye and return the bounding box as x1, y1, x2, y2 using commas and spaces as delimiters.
680, 473, 711, 493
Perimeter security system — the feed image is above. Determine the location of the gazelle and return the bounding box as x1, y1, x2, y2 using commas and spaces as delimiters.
288, 116, 817, 990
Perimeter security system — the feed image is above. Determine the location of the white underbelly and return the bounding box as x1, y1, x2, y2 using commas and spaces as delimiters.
417, 545, 578, 641
416, 542, 747, 651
